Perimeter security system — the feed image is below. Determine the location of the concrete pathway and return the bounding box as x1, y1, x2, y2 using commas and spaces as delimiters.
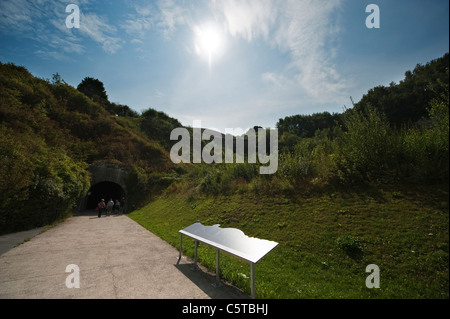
0, 211, 249, 299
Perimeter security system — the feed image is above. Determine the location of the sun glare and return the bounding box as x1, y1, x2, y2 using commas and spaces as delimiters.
199, 28, 220, 53
195, 24, 223, 70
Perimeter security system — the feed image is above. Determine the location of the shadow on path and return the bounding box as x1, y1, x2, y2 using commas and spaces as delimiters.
0, 227, 46, 256
175, 263, 250, 299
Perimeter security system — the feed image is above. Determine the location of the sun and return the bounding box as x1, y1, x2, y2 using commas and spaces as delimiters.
199, 28, 220, 54
194, 24, 223, 69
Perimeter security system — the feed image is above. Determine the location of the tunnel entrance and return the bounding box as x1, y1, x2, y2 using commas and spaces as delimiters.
85, 181, 125, 209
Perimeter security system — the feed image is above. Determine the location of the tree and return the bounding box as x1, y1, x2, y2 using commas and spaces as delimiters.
277, 112, 341, 138
77, 77, 109, 104
51, 72, 63, 85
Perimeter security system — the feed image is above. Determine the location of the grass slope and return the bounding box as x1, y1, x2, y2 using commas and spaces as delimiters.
128, 182, 448, 299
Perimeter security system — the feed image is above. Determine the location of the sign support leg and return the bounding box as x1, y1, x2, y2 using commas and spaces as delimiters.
250, 262, 255, 299
193, 240, 199, 269
176, 233, 183, 265
213, 249, 222, 287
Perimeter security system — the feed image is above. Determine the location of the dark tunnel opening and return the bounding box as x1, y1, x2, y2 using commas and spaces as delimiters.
86, 181, 125, 209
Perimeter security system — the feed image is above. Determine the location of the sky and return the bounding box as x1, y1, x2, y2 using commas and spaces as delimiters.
0, 0, 448, 132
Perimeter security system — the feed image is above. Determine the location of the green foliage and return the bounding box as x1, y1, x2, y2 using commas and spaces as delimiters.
199, 168, 222, 194
0, 61, 175, 233
277, 111, 342, 138
77, 77, 108, 104
228, 163, 258, 182
278, 131, 301, 154
355, 53, 449, 126
338, 106, 397, 180
108, 102, 139, 117
0, 126, 90, 234
279, 152, 313, 184
336, 235, 364, 259
140, 107, 182, 149
399, 71, 449, 180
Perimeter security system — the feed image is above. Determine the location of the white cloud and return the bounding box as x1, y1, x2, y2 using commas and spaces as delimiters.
0, 0, 42, 33
121, 4, 153, 39
213, 0, 350, 102
121, 0, 186, 41
0, 0, 123, 56
154, 89, 165, 98
156, 0, 186, 40
261, 72, 286, 88
214, 0, 277, 42
130, 39, 144, 45
35, 49, 70, 61
122, 17, 152, 39
273, 0, 349, 100
80, 12, 123, 54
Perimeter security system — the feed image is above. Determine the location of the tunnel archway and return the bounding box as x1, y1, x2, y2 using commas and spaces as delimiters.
85, 181, 125, 209
78, 161, 131, 212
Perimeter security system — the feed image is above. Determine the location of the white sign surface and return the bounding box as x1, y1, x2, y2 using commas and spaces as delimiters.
179, 222, 278, 263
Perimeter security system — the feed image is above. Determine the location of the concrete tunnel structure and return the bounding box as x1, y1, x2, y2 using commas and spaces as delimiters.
78, 161, 130, 212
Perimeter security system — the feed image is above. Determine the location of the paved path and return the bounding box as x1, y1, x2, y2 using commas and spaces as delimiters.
0, 212, 249, 299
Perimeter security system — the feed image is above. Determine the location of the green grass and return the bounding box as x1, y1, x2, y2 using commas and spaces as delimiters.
128, 182, 449, 299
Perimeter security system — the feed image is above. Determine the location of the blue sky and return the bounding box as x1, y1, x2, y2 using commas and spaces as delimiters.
0, 0, 448, 132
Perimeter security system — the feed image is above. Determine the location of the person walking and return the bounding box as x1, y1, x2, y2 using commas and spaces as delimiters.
120, 197, 126, 214
114, 199, 120, 214
98, 199, 106, 218
106, 198, 114, 216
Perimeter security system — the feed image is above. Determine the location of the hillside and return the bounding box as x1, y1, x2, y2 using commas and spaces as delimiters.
0, 62, 179, 234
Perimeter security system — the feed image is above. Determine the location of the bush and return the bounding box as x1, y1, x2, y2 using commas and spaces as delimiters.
199, 168, 222, 195
398, 81, 449, 180
0, 130, 90, 234
278, 152, 313, 185
228, 163, 258, 182
338, 106, 399, 180
336, 235, 363, 259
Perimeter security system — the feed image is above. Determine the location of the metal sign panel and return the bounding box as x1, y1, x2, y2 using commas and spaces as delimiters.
179, 222, 278, 263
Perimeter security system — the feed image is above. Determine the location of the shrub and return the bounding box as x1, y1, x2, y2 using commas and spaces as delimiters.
399, 83, 449, 180
279, 152, 313, 184
0, 131, 90, 234
199, 168, 222, 195
338, 106, 398, 180
336, 235, 363, 259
